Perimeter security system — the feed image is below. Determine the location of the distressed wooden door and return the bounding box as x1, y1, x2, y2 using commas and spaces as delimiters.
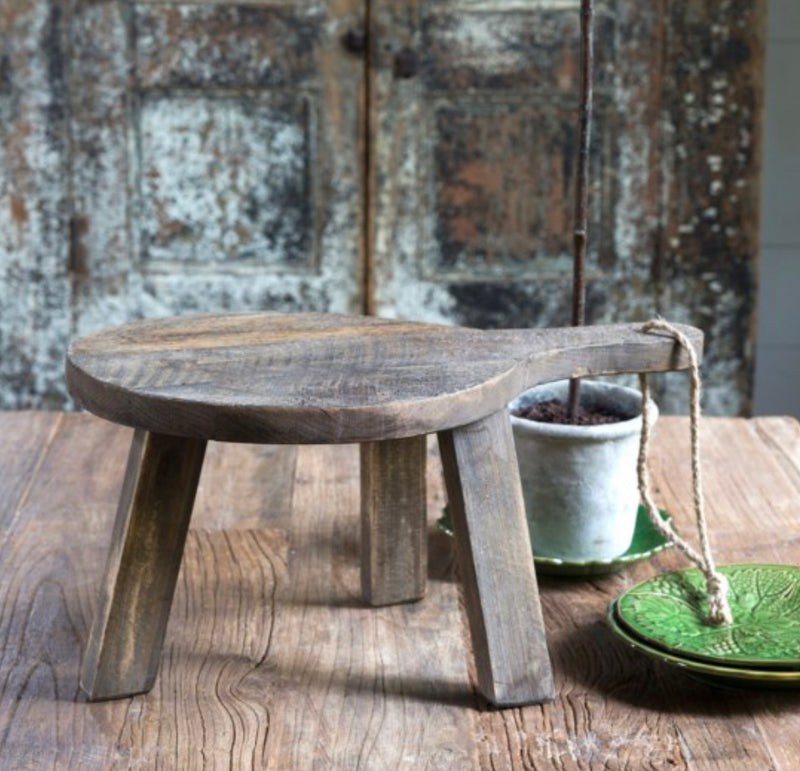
1, 0, 764, 412
367, 0, 765, 415
1, 0, 365, 408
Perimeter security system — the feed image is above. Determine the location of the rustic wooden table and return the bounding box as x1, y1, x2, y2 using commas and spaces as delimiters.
1, 411, 799, 769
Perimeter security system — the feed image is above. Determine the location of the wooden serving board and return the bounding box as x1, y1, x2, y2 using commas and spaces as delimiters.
64, 311, 702, 709
66, 312, 701, 443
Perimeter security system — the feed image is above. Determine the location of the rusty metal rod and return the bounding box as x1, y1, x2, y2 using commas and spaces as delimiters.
567, 0, 594, 422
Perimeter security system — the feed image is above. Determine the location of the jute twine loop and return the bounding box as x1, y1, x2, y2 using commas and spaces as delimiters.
637, 319, 733, 626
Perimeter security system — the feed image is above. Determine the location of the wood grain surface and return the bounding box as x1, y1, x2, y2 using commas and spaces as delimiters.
80, 430, 207, 700
360, 435, 427, 606
439, 410, 554, 706
67, 312, 702, 443
2, 412, 800, 768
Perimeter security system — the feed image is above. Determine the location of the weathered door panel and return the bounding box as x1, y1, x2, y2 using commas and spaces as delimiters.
0, 0, 73, 407
0, 0, 765, 413
79, 1, 365, 323
369, 0, 765, 414
2, 0, 365, 408
655, 0, 765, 415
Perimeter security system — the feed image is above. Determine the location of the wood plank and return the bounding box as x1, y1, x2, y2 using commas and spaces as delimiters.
360, 435, 427, 605
439, 410, 554, 706
649, 417, 800, 560
81, 430, 207, 700
2, 412, 800, 768
0, 413, 293, 767
0, 412, 62, 533
0, 414, 138, 768
751, 416, 800, 487
192, 442, 297, 531
723, 417, 800, 771
110, 527, 289, 769
261, 444, 476, 768
0, 414, 477, 767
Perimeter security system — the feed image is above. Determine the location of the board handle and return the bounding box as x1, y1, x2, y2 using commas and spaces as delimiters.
487, 322, 704, 389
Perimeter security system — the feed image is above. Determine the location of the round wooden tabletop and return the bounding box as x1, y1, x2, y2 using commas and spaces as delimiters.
66, 312, 700, 443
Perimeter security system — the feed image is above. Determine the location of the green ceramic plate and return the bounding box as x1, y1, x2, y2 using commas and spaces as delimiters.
607, 601, 800, 688
615, 564, 800, 669
436, 504, 672, 577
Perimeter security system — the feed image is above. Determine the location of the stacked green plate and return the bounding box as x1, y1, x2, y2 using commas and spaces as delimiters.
437, 504, 672, 577
608, 564, 800, 688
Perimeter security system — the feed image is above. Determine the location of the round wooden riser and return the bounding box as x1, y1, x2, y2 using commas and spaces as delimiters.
67, 312, 701, 444
68, 312, 702, 707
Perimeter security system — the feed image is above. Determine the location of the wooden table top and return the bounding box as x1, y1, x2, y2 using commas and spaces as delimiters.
66, 312, 700, 443
1, 411, 799, 769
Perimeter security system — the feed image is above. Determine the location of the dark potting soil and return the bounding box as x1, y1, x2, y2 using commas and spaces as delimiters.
513, 399, 626, 426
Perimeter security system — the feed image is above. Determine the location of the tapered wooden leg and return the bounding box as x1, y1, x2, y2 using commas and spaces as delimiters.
361, 435, 427, 606
81, 429, 206, 700
438, 411, 554, 706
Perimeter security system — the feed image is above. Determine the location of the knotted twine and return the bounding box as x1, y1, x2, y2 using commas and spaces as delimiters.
637, 319, 733, 626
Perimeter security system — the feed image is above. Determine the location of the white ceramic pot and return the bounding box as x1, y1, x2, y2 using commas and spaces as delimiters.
509, 379, 658, 562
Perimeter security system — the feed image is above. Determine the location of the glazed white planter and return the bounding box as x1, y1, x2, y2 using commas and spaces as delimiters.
509, 379, 658, 562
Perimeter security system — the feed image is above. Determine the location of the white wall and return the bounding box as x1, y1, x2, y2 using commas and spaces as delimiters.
754, 0, 800, 417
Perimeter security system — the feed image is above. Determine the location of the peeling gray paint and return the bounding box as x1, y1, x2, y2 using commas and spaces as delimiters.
0, 0, 764, 416
371, 0, 765, 416
0, 0, 72, 408
137, 93, 314, 267
1, 0, 363, 409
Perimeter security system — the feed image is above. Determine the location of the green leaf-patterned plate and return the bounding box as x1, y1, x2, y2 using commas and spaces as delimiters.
615, 564, 800, 669
436, 504, 672, 577
607, 601, 800, 688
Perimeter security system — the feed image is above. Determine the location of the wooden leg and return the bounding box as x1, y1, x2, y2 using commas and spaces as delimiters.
81, 429, 206, 701
360, 435, 427, 606
438, 411, 554, 706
